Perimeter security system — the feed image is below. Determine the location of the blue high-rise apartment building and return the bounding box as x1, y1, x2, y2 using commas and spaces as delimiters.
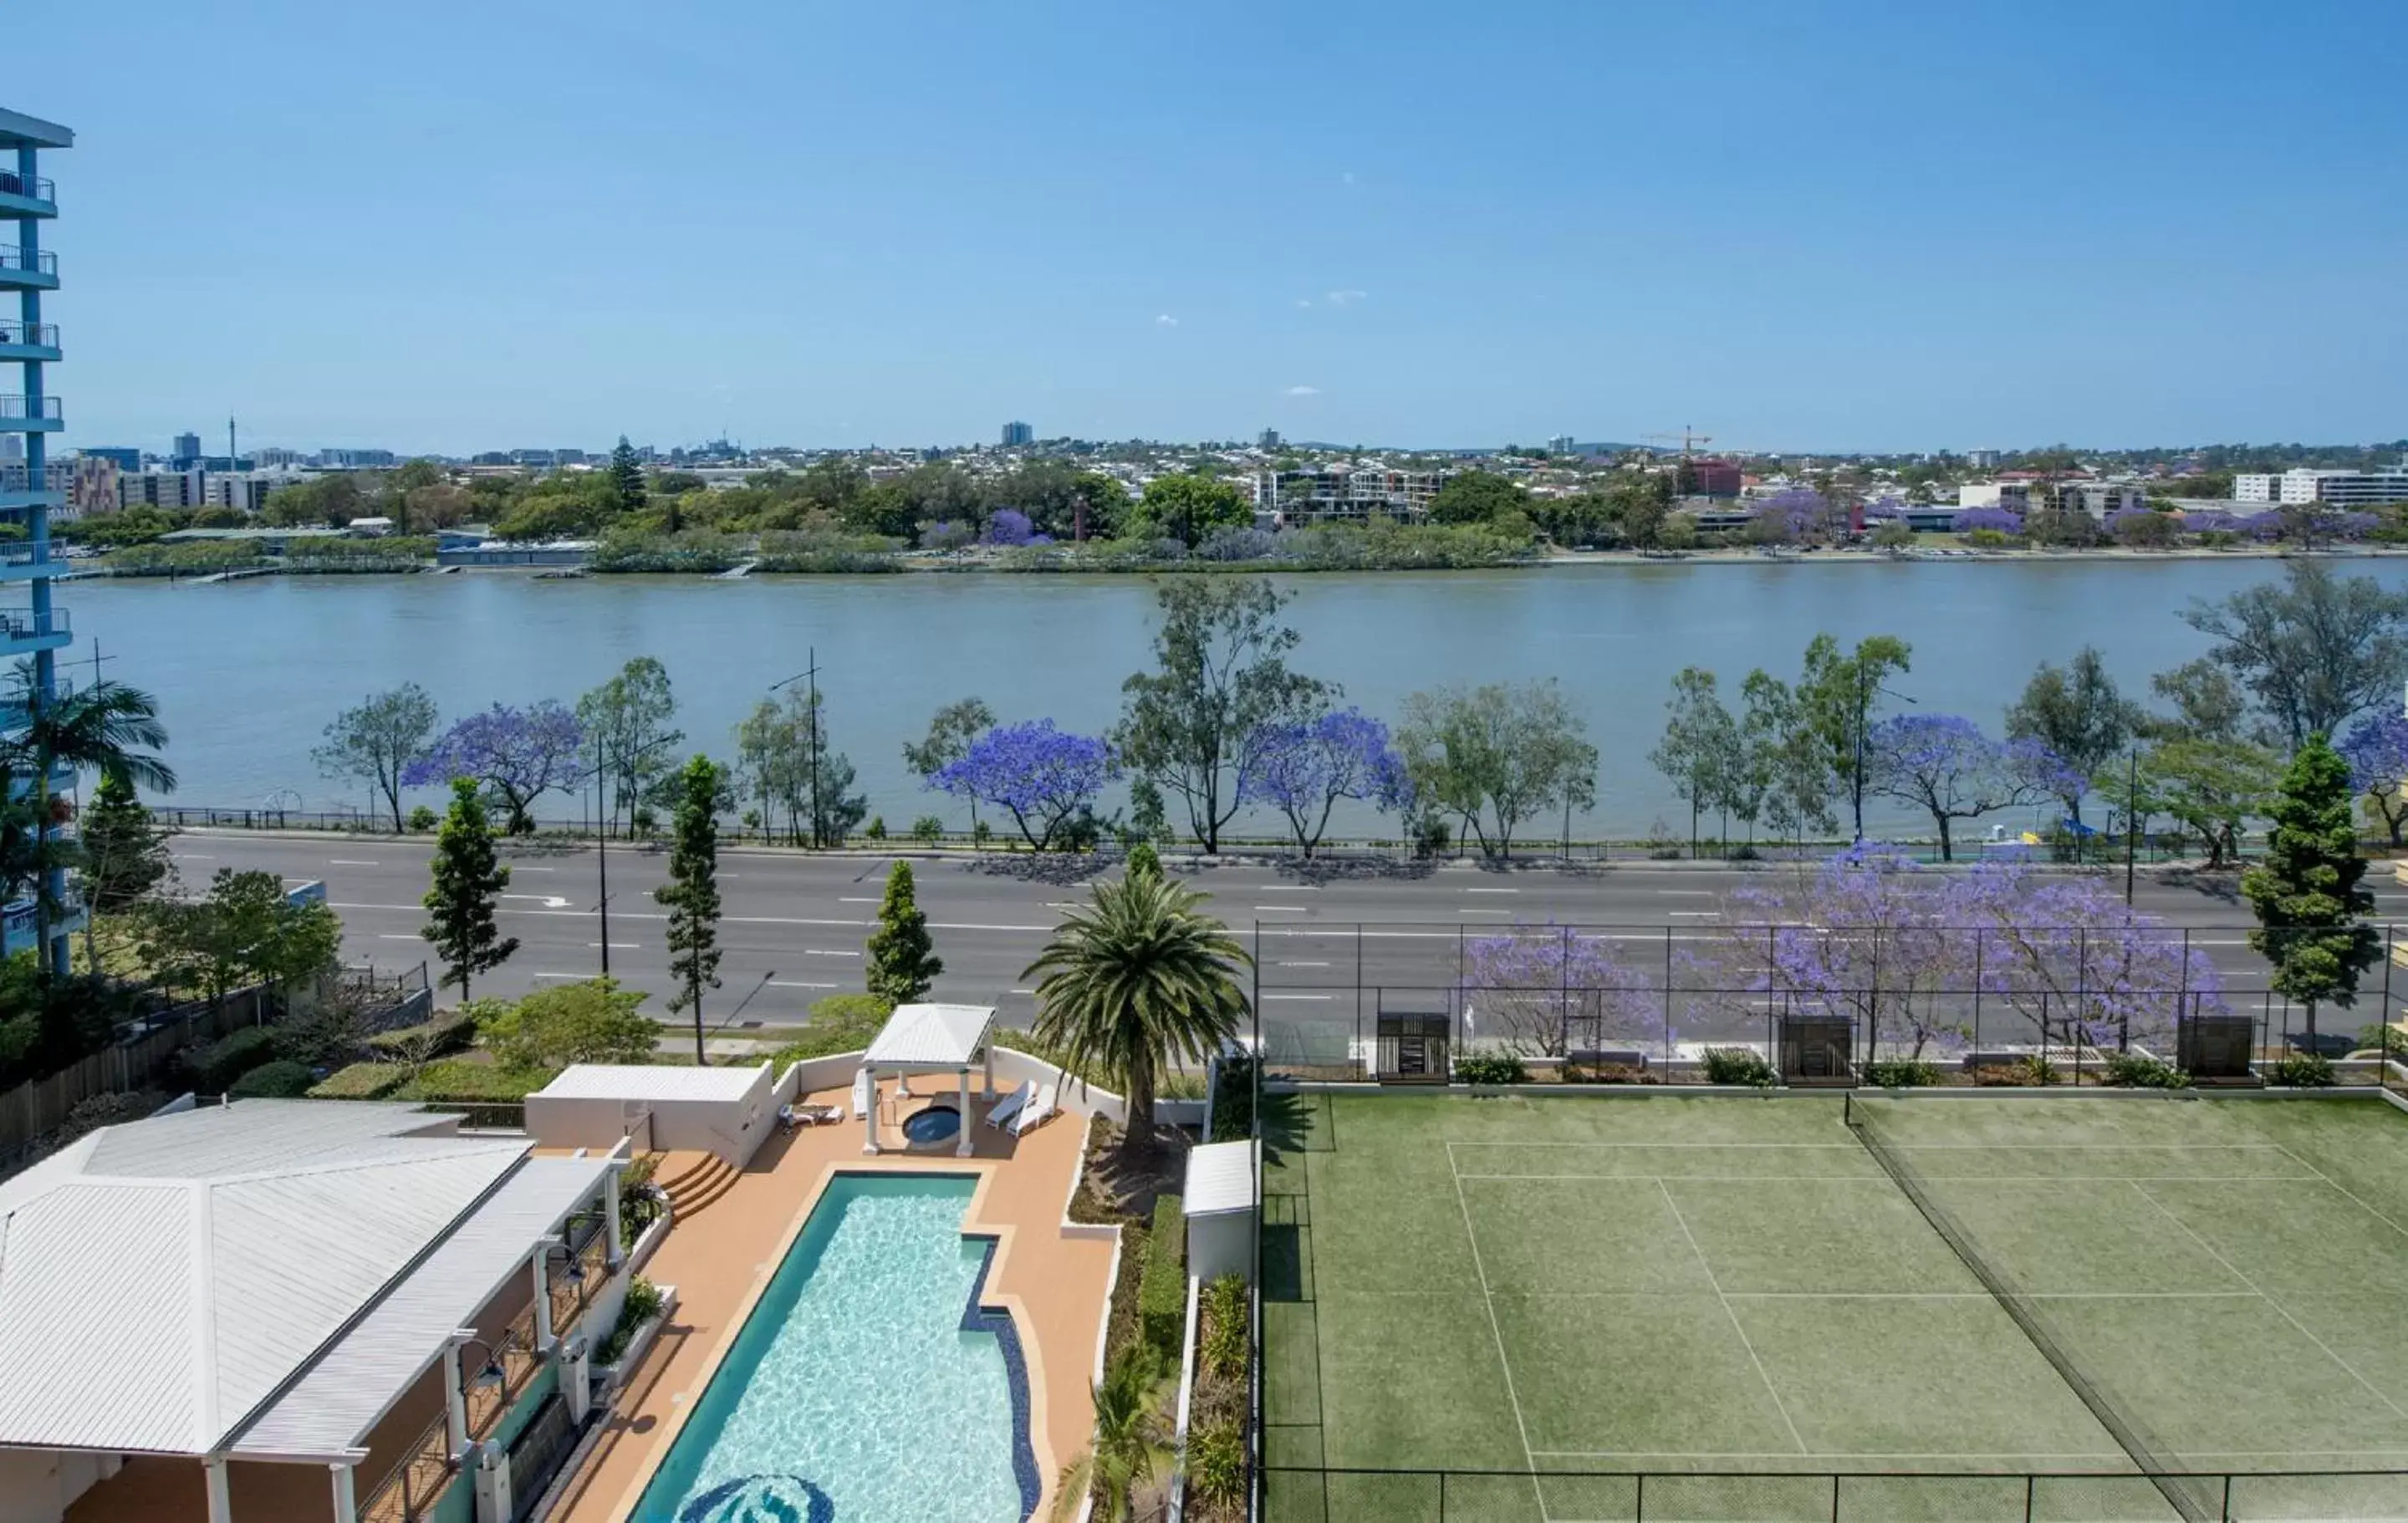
0, 107, 79, 972
1001, 420, 1033, 447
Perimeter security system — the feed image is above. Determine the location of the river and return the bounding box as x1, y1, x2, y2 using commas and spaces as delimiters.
63, 558, 2405, 840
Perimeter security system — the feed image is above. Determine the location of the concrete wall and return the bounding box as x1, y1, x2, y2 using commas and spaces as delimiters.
0, 1449, 117, 1523
526, 1065, 776, 1166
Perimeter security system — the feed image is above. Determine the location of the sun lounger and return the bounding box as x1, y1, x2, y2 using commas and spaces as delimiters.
1011, 1082, 1058, 1136
851, 1070, 874, 1119
782, 1103, 843, 1130
985, 1080, 1035, 1130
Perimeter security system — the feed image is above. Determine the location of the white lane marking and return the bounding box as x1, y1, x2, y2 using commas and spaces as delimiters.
1669, 910, 1723, 917
769, 980, 838, 990
329, 858, 380, 867
1246, 884, 1319, 891
513, 865, 556, 873
1278, 960, 1332, 968
1658, 889, 1715, 896
1010, 987, 1036, 995
1254, 905, 1312, 914
1464, 887, 1520, 894
531, 972, 586, 981
377, 934, 421, 940
501, 894, 574, 909
1263, 994, 1334, 1002
327, 902, 1044, 933
803, 949, 861, 958
587, 942, 638, 950
1458, 909, 1510, 916
839, 896, 879, 904
181, 853, 217, 860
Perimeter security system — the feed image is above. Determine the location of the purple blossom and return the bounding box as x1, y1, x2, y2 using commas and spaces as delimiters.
928, 718, 1117, 850
2343, 713, 2408, 844
1727, 845, 1974, 1058
1753, 487, 1829, 539
984, 509, 1035, 547
1860, 496, 1906, 521
2233, 509, 2285, 541
1461, 924, 1657, 1057
1956, 506, 2023, 535
1238, 709, 1412, 857
1866, 714, 2078, 861
2181, 509, 2235, 533
922, 520, 973, 553
1954, 857, 2226, 1052
402, 700, 585, 833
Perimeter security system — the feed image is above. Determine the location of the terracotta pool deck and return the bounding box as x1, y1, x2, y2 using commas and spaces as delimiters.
554, 1078, 1118, 1523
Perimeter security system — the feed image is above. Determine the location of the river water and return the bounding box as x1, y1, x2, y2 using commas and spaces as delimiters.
65, 558, 2408, 839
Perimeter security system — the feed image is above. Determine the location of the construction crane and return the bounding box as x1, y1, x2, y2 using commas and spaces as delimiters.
1642, 426, 1715, 459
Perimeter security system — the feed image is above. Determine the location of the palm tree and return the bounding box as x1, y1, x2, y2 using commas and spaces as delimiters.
1047, 1349, 1176, 1522
1023, 871, 1248, 1161
3, 677, 175, 960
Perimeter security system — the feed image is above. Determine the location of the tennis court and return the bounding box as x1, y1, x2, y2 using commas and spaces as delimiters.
1260, 1091, 2408, 1521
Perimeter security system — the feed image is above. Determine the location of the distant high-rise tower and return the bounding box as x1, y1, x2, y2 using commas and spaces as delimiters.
1000, 420, 1033, 448
1259, 427, 1282, 450
1548, 434, 1577, 454
171, 430, 201, 467
0, 105, 80, 974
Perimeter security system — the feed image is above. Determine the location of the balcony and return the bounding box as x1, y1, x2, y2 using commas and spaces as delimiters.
0, 545, 59, 584
1, 894, 84, 959
0, 321, 58, 363
0, 247, 56, 289
0, 606, 69, 652
0, 395, 62, 433
0, 172, 55, 219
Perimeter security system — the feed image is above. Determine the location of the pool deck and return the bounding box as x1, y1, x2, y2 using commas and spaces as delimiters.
554, 1077, 1118, 1523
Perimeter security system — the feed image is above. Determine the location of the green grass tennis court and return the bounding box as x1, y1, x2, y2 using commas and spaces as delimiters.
1259, 1090, 2408, 1521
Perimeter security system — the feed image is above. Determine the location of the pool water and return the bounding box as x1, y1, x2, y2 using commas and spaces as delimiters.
904, 1106, 962, 1146
631, 1174, 1035, 1523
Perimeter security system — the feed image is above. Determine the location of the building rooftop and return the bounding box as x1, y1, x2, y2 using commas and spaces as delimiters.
534, 1063, 768, 1103
1183, 1139, 1258, 1216
865, 1003, 997, 1069
0, 108, 72, 150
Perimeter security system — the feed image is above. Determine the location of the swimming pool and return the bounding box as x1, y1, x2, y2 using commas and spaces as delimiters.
630, 1174, 1038, 1523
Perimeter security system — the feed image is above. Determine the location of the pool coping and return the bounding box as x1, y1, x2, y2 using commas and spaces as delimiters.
601, 1157, 1059, 1523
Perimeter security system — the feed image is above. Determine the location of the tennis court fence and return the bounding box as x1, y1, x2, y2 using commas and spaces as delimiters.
1260, 1464, 2408, 1520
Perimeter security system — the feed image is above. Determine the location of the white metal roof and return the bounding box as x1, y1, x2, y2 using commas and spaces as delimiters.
1183, 1140, 1258, 1217
0, 1102, 528, 1454
533, 1063, 768, 1102
233, 1154, 612, 1459
864, 1003, 997, 1069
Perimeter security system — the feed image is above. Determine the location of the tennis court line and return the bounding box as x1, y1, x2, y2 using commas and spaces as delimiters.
1443, 1143, 1551, 1520
1525, 1449, 2132, 1461
2271, 1144, 2408, 1244
1652, 1177, 1811, 1457
2125, 1181, 2408, 1425
1458, 1174, 2314, 1183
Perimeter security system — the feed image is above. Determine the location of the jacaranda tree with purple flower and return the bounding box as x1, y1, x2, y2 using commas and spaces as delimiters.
984, 509, 1036, 548
1461, 923, 1656, 1057
1956, 505, 2023, 536
1958, 856, 2226, 1054
929, 719, 1118, 851
2341, 712, 2408, 845
402, 700, 584, 834
1238, 708, 1411, 858
1866, 713, 2078, 860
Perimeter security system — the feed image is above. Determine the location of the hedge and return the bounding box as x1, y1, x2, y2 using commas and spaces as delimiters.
192, 1026, 278, 1093
1137, 1193, 1186, 1358
309, 1062, 411, 1100
229, 1061, 317, 1098
364, 1012, 477, 1061
390, 1059, 559, 1103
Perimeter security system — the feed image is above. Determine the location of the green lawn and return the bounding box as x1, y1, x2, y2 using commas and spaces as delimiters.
1262, 1091, 2408, 1521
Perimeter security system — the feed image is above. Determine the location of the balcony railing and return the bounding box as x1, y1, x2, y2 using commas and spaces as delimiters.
0, 248, 56, 278
357, 1408, 455, 1523
547, 1217, 614, 1337
464, 1304, 543, 1443
0, 397, 62, 422
0, 609, 67, 641
0, 323, 57, 350
0, 174, 54, 204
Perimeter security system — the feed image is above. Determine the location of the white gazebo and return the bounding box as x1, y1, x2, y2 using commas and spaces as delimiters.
860, 1002, 998, 1157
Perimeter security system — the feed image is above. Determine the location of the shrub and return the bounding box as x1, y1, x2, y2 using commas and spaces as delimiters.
2273, 1052, 2335, 1088
910, 814, 945, 845
1201, 1275, 1247, 1380
1454, 1052, 1528, 1086
596, 1275, 664, 1367
391, 1058, 558, 1102
1137, 1194, 1186, 1358
478, 978, 660, 1069
1864, 1058, 1941, 1088
865, 816, 886, 840
2102, 1052, 2190, 1089
365, 1011, 479, 1063
1187, 1419, 1246, 1508
1701, 1047, 1775, 1088
1209, 1052, 1255, 1142
769, 993, 895, 1064
406, 805, 439, 833
1972, 1057, 2058, 1087
192, 1025, 278, 1093
229, 1060, 317, 1098
309, 1062, 411, 1099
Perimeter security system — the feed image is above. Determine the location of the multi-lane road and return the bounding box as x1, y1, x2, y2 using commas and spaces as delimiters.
166, 830, 2408, 1046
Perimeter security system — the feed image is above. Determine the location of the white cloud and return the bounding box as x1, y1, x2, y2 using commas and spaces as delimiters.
1342, 171, 1357, 186
1283, 385, 1321, 396
1155, 313, 1178, 327
1294, 298, 1314, 308
1325, 289, 1368, 305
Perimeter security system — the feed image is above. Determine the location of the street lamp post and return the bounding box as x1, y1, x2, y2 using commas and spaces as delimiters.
593, 731, 681, 978
771, 649, 824, 848
1849, 677, 1917, 844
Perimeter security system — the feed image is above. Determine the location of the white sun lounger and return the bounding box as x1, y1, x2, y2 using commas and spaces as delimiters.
851, 1069, 874, 1120
985, 1080, 1035, 1130
1011, 1082, 1059, 1136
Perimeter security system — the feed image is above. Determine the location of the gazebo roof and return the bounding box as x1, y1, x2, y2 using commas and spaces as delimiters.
863, 1002, 997, 1070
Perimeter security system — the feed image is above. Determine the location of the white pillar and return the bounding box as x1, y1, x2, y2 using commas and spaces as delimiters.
443, 1340, 470, 1459
982, 1047, 994, 1099
329, 1462, 357, 1523
204, 1458, 232, 1523
895, 1069, 912, 1098
532, 1250, 554, 1353
863, 1073, 879, 1155
603, 1175, 624, 1270
956, 1068, 973, 1155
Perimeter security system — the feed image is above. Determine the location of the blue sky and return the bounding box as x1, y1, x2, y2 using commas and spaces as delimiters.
23, 1, 2408, 455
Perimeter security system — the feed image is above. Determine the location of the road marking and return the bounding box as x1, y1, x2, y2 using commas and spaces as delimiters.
1669, 910, 1723, 917
1246, 884, 1319, 891
377, 934, 421, 940
1277, 960, 1331, 968
803, 949, 860, 958
587, 942, 638, 950
1010, 987, 1037, 995
513, 865, 556, 874
839, 896, 879, 904
1263, 993, 1334, 1002
181, 853, 216, 860
329, 858, 380, 867
531, 972, 586, 981
1458, 909, 1510, 916
1254, 905, 1312, 914
1463, 887, 1520, 894
769, 980, 838, 990
502, 894, 574, 909
1658, 889, 1715, 896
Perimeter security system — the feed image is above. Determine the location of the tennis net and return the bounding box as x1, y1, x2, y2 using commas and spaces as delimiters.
1842, 1094, 2212, 1523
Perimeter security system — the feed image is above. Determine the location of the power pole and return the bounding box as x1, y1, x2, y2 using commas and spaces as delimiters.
806, 647, 822, 848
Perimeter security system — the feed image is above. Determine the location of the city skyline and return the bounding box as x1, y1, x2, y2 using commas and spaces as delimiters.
21, 0, 2408, 452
